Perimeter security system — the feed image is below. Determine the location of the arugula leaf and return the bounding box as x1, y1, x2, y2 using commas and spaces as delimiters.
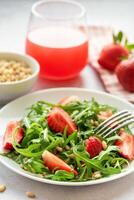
97, 145, 119, 160
64, 131, 77, 146
46, 170, 74, 181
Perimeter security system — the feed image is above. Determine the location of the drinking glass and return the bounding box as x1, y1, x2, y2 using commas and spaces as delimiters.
26, 0, 88, 80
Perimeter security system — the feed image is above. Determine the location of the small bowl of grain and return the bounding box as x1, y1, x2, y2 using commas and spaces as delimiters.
0, 52, 39, 105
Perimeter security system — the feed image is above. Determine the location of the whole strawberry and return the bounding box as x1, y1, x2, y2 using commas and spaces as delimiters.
86, 136, 103, 158
98, 31, 129, 71
115, 59, 134, 92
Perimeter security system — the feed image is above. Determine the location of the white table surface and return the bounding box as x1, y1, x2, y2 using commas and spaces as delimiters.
0, 0, 134, 199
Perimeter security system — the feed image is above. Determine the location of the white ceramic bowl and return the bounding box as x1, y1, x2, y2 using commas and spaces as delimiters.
0, 52, 39, 105
0, 88, 134, 186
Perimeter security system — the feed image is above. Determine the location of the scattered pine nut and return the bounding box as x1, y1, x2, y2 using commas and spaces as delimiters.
65, 145, 70, 150
94, 121, 99, 126
37, 174, 44, 178
92, 171, 102, 179
26, 191, 36, 198
0, 184, 6, 193
90, 119, 94, 125
19, 164, 24, 168
102, 141, 107, 150
90, 119, 99, 126
68, 154, 75, 159
56, 146, 63, 152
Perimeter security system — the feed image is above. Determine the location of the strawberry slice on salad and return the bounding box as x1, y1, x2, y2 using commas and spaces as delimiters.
47, 107, 77, 135
59, 96, 80, 105
86, 136, 103, 158
3, 121, 24, 150
115, 130, 134, 160
42, 150, 77, 175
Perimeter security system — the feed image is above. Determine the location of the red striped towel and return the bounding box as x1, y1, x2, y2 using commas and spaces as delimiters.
89, 26, 134, 103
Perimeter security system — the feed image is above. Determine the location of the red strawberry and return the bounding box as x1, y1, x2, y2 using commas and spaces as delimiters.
59, 96, 80, 105
98, 44, 129, 71
86, 136, 103, 158
98, 110, 113, 121
42, 150, 77, 175
115, 130, 134, 160
47, 107, 77, 135
3, 121, 24, 150
115, 59, 134, 92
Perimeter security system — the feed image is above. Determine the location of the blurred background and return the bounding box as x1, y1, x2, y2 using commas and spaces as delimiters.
0, 0, 134, 52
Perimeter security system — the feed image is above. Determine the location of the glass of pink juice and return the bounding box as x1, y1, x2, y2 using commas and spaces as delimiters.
26, 0, 88, 80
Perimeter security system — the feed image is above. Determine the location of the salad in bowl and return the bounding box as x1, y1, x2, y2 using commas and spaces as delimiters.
1, 95, 134, 182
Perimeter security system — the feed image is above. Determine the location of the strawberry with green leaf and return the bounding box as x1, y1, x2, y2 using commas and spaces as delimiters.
98, 31, 134, 71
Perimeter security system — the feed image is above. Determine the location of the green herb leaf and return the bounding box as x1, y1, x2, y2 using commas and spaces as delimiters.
125, 44, 134, 51
117, 31, 123, 43
47, 170, 75, 181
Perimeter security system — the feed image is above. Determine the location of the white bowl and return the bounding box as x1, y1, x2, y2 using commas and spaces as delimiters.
0, 88, 134, 186
0, 52, 39, 105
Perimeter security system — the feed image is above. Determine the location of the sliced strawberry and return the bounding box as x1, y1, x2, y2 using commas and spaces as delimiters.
59, 96, 80, 105
86, 136, 103, 158
98, 110, 113, 121
3, 121, 24, 150
42, 150, 77, 175
47, 107, 77, 135
115, 130, 134, 160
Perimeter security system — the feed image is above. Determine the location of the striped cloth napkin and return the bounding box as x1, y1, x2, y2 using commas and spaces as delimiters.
89, 26, 134, 103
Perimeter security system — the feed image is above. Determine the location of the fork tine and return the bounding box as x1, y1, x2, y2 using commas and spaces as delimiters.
99, 114, 134, 137
103, 118, 134, 138
94, 110, 128, 132
95, 110, 130, 135
96, 112, 131, 135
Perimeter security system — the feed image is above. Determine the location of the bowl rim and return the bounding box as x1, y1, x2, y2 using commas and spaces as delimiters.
0, 52, 40, 86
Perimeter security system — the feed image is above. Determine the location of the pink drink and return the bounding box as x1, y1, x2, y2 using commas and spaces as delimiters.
26, 27, 88, 80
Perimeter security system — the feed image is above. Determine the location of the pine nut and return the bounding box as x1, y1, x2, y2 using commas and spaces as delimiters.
0, 184, 6, 192
56, 146, 63, 152
26, 191, 36, 198
92, 171, 102, 179
0, 59, 32, 83
102, 141, 107, 150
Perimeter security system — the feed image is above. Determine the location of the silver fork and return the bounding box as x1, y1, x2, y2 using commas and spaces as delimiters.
94, 110, 134, 138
